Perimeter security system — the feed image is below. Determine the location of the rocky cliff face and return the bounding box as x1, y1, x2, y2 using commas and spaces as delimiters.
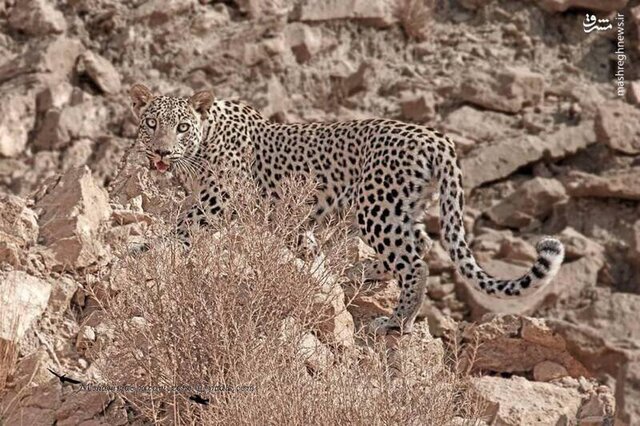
0, 0, 639, 424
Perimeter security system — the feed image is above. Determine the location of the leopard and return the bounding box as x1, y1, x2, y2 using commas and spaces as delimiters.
128, 83, 565, 335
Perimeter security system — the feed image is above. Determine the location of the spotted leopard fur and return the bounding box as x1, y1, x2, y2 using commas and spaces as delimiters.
129, 83, 565, 335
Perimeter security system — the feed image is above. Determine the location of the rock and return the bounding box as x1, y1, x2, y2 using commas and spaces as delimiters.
616, 361, 640, 425
462, 120, 596, 189
261, 77, 290, 122
110, 209, 154, 226
8, 347, 53, 389
497, 235, 538, 264
48, 276, 79, 316
486, 178, 567, 229
633, 220, 640, 269
461, 315, 589, 377
34, 98, 109, 151
564, 169, 640, 201
595, 101, 640, 154
242, 34, 287, 66
427, 241, 452, 273
459, 0, 492, 9
534, 0, 628, 13
442, 106, 517, 143
546, 319, 631, 377
332, 62, 370, 98
578, 385, 617, 426
423, 302, 457, 337
36, 167, 112, 270
0, 193, 38, 266
36, 82, 74, 113
628, 81, 640, 105
399, 92, 436, 123
397, 0, 435, 41
472, 229, 538, 266
77, 51, 122, 95
427, 276, 455, 300
236, 0, 290, 18
0, 383, 62, 425
134, 0, 195, 26
569, 290, 640, 344
8, 0, 67, 36
304, 254, 355, 348
76, 325, 97, 351
473, 376, 583, 425
55, 392, 113, 425
298, 332, 334, 372
297, 0, 397, 28
447, 133, 476, 154
0, 90, 35, 158
192, 8, 230, 34
458, 67, 544, 113
345, 280, 399, 324
0, 37, 84, 86
284, 23, 324, 63
62, 139, 94, 171
384, 322, 447, 378
0, 271, 52, 341
633, 4, 640, 27
558, 227, 605, 262
0, 192, 39, 258
534, 360, 569, 382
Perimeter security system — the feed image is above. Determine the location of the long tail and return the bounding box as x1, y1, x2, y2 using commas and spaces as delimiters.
436, 148, 564, 297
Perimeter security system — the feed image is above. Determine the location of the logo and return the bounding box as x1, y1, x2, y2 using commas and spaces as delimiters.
583, 13, 612, 33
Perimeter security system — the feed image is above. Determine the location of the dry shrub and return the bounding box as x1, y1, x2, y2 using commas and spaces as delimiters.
100, 173, 483, 424
397, 0, 436, 42
0, 289, 20, 393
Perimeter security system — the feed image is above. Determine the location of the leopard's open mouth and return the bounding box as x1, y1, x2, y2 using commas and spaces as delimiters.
151, 159, 170, 173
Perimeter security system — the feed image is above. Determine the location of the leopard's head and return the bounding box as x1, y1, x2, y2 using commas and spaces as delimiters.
129, 83, 214, 174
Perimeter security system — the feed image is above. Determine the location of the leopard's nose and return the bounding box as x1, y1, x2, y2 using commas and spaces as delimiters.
155, 149, 171, 157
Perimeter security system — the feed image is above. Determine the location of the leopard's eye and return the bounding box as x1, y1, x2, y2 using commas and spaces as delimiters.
145, 118, 157, 129
177, 123, 190, 133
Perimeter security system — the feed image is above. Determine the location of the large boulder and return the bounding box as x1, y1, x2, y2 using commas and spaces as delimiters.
457, 67, 544, 113
617, 360, 640, 425
0, 192, 39, 265
0, 90, 35, 158
35, 167, 112, 270
461, 315, 589, 378
595, 101, 640, 154
77, 51, 122, 95
33, 96, 110, 151
564, 169, 640, 201
473, 375, 614, 425
461, 120, 596, 189
295, 0, 397, 28
299, 254, 355, 348
486, 178, 567, 229
8, 0, 67, 36
284, 23, 327, 63
0, 37, 84, 86
0, 271, 52, 342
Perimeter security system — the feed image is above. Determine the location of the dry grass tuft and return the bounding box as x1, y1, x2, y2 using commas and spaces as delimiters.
99, 174, 483, 424
0, 290, 20, 394
397, 0, 436, 42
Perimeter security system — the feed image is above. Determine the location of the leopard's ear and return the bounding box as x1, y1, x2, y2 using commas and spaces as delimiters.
189, 89, 214, 118
130, 83, 154, 120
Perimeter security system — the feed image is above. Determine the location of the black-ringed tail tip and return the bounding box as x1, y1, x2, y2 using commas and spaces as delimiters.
456, 236, 565, 298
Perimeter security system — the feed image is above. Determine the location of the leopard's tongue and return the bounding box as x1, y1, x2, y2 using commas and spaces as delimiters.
154, 160, 169, 173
